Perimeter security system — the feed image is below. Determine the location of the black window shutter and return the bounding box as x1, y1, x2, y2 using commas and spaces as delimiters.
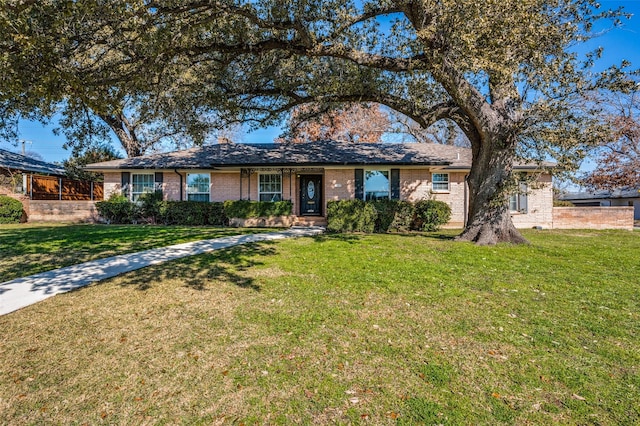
121, 172, 130, 197
355, 169, 364, 200
154, 172, 163, 194
391, 169, 400, 200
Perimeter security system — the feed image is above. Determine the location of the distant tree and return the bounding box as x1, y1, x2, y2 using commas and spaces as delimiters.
583, 89, 640, 190
390, 114, 470, 147
63, 144, 123, 181
281, 103, 391, 143
23, 151, 45, 162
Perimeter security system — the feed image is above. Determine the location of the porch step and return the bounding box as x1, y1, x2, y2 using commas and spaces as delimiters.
292, 216, 327, 227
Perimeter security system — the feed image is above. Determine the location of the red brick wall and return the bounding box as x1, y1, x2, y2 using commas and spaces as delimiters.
552, 207, 634, 230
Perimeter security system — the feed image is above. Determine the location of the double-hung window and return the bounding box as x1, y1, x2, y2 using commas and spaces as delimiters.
131, 173, 155, 201
432, 173, 450, 192
186, 173, 210, 202
259, 174, 282, 201
364, 170, 390, 200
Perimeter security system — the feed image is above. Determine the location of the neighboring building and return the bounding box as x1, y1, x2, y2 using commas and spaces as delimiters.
560, 189, 640, 220
85, 141, 554, 228
0, 148, 65, 193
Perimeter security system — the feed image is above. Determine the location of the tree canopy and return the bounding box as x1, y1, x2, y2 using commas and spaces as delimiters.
1, 0, 636, 244
583, 88, 640, 190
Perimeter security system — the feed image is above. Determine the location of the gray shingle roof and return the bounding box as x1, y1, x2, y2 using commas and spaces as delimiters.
0, 148, 65, 176
85, 141, 471, 170
85, 141, 551, 171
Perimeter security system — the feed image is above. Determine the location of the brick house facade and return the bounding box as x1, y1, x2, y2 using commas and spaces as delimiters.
89, 142, 554, 229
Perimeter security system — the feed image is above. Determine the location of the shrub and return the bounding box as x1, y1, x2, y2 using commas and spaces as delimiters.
138, 191, 164, 223
223, 200, 292, 218
95, 195, 138, 224
0, 195, 24, 224
158, 201, 227, 226
413, 199, 452, 231
553, 200, 574, 207
372, 200, 415, 233
206, 202, 227, 226
326, 199, 377, 233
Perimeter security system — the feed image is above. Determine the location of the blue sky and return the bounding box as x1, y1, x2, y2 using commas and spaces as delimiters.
2, 0, 639, 164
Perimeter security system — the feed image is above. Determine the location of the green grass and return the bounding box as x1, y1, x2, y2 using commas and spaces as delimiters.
0, 223, 268, 281
0, 228, 638, 424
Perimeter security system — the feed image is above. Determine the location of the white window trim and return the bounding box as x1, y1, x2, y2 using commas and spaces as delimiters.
258, 173, 282, 202
431, 172, 450, 193
131, 173, 155, 201
364, 168, 391, 201
186, 173, 211, 202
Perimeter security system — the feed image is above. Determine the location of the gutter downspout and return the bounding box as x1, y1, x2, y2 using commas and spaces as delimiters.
174, 170, 183, 201
463, 174, 468, 227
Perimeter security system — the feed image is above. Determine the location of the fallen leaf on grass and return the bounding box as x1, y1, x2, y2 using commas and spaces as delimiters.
491, 392, 501, 399
360, 413, 370, 419
349, 397, 360, 404
304, 389, 314, 399
386, 412, 399, 419
571, 394, 586, 401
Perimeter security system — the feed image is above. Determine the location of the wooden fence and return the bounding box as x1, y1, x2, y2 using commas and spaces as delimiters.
27, 175, 104, 201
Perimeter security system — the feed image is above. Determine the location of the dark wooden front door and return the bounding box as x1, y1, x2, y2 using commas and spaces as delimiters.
300, 175, 322, 216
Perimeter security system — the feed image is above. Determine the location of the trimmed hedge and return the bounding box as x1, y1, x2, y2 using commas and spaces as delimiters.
327, 199, 451, 233
223, 200, 292, 218
326, 199, 377, 233
95, 195, 138, 224
0, 195, 23, 224
414, 199, 452, 231
371, 199, 415, 233
158, 201, 226, 226
96, 196, 288, 226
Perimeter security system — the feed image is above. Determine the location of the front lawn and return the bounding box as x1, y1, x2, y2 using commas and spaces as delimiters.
0, 223, 267, 281
1, 229, 638, 424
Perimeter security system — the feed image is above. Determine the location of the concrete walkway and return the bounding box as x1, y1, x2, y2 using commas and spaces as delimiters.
0, 227, 324, 316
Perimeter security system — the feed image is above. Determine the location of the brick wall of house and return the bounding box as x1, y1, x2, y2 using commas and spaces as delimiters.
325, 169, 356, 201
163, 171, 182, 201
552, 207, 634, 230
511, 174, 554, 229
27, 200, 98, 222
210, 172, 239, 202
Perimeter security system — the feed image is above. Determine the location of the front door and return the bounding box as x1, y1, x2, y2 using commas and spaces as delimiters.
300, 175, 322, 216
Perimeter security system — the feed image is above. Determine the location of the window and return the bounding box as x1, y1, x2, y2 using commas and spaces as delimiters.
432, 173, 450, 192
509, 183, 528, 213
187, 173, 210, 202
131, 173, 155, 201
364, 170, 390, 200
259, 174, 282, 201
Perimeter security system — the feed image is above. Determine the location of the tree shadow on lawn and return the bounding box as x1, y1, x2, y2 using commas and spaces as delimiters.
115, 242, 277, 292
311, 233, 362, 244
312, 231, 457, 242
394, 231, 458, 241
0, 224, 250, 282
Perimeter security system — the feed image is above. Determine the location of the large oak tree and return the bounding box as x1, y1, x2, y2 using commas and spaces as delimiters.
2, 0, 635, 244
141, 0, 635, 244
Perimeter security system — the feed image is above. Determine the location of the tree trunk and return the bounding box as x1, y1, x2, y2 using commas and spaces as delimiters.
455, 137, 529, 245
99, 113, 143, 157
